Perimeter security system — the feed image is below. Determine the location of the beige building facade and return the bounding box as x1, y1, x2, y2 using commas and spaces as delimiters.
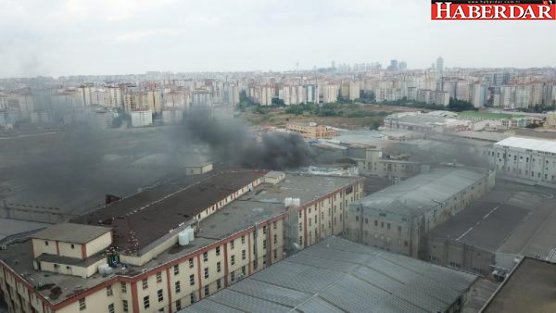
0, 172, 363, 313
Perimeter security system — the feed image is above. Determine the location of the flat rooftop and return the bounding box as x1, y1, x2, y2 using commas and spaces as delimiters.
72, 169, 266, 253
31, 223, 111, 244
482, 257, 556, 313
197, 173, 361, 240
495, 136, 556, 154
181, 237, 477, 313
430, 201, 529, 251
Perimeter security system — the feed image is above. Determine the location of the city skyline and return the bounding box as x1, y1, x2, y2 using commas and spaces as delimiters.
1, 0, 555, 78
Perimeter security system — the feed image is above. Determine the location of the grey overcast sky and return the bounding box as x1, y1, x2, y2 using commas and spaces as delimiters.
0, 0, 554, 78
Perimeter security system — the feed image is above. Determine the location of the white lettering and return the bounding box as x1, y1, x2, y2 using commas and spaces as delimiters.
436, 2, 452, 19
482, 5, 497, 18
492, 5, 506, 19
522, 6, 537, 19
469, 5, 481, 18
509, 5, 524, 18
538, 5, 552, 19
453, 5, 466, 19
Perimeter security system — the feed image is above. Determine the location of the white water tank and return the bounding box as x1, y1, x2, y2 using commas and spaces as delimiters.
178, 230, 190, 246
98, 263, 111, 275
187, 227, 195, 241
292, 198, 301, 207
284, 197, 293, 206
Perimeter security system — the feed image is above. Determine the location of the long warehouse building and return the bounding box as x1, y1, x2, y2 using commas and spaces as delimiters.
0, 169, 363, 313
345, 167, 495, 259
182, 236, 479, 313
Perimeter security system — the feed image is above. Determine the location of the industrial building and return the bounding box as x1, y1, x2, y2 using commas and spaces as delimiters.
383, 111, 469, 133
480, 257, 556, 313
428, 201, 528, 276
0, 170, 363, 313
428, 180, 556, 277
182, 236, 478, 313
285, 122, 336, 140
346, 167, 495, 258
488, 136, 556, 186
311, 141, 419, 180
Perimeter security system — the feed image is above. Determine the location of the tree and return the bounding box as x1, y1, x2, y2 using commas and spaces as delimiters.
271, 98, 285, 106
447, 98, 476, 112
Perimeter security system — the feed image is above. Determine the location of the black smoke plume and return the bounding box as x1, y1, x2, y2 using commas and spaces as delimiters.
183, 108, 312, 170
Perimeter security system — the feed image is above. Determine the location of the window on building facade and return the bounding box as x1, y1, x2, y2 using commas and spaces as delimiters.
106, 286, 113, 297
143, 296, 150, 309
156, 272, 162, 283
204, 267, 209, 279
121, 282, 127, 293
142, 279, 148, 290
174, 264, 179, 275
216, 246, 220, 256
203, 252, 208, 262
190, 274, 195, 286
157, 289, 163, 302
231, 255, 235, 265
217, 261, 221, 272
175, 281, 181, 293
79, 299, 86, 311
108, 303, 114, 313
122, 300, 128, 312
189, 258, 194, 268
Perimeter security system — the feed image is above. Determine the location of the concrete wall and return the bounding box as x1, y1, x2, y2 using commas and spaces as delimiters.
32, 239, 58, 258
428, 237, 495, 276
57, 242, 83, 259
85, 232, 112, 258
489, 144, 556, 185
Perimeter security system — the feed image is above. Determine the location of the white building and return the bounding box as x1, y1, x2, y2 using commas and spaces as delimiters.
488, 137, 556, 185
130, 110, 153, 127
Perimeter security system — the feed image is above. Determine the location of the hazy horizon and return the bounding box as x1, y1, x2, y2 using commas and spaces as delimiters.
1, 0, 555, 78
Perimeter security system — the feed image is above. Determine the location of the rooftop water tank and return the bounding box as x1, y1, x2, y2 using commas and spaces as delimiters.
178, 230, 190, 246
187, 227, 195, 241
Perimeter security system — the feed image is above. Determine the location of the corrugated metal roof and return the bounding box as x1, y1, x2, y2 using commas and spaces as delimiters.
495, 136, 556, 154
180, 237, 477, 313
355, 168, 487, 217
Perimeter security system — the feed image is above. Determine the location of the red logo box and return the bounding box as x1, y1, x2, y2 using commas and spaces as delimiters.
432, 0, 556, 20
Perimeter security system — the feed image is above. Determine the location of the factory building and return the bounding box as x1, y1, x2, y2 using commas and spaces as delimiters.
346, 167, 495, 259
311, 142, 419, 180
182, 237, 479, 313
0, 170, 363, 313
286, 122, 336, 140
488, 136, 556, 186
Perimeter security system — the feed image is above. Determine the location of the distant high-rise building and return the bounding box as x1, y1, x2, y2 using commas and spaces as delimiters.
388, 60, 398, 71
399, 61, 407, 71
436, 56, 444, 73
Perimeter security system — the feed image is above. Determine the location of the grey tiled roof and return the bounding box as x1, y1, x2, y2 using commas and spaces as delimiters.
181, 237, 477, 313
